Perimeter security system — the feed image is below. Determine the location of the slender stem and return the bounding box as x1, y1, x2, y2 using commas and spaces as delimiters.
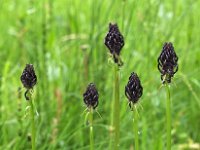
109, 66, 115, 150
29, 99, 36, 150
114, 65, 120, 150
133, 109, 139, 150
165, 84, 171, 150
90, 108, 94, 150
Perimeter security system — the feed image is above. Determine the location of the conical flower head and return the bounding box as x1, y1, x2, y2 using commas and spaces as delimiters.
104, 23, 124, 64
158, 42, 178, 84
20, 64, 37, 89
125, 72, 143, 108
83, 83, 99, 109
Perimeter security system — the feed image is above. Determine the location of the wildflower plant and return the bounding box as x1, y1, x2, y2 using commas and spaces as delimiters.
105, 23, 124, 149
157, 42, 178, 150
20, 64, 37, 150
125, 72, 143, 150
83, 83, 99, 150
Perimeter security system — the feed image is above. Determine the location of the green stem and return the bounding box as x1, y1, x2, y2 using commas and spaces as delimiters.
90, 108, 94, 150
133, 109, 139, 150
165, 84, 171, 150
29, 99, 36, 150
114, 65, 120, 150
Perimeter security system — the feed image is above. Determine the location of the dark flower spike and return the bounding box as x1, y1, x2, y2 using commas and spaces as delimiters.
125, 72, 143, 109
21, 64, 37, 89
105, 23, 124, 66
20, 64, 37, 100
158, 42, 178, 84
83, 83, 99, 109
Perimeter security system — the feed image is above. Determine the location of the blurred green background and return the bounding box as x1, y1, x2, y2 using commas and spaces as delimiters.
0, 0, 200, 149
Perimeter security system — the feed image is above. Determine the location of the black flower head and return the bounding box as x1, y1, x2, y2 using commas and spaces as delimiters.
83, 83, 99, 109
158, 42, 178, 84
125, 72, 143, 109
20, 64, 37, 89
105, 23, 124, 65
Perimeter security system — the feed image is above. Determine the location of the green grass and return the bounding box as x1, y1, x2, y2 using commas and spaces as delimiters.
0, 0, 200, 149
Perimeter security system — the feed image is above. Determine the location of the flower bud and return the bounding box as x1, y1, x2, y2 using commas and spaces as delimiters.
125, 72, 143, 108
20, 64, 37, 89
105, 23, 124, 65
83, 83, 99, 109
158, 42, 178, 84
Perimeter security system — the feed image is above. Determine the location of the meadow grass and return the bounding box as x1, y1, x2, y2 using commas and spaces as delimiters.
0, 0, 200, 149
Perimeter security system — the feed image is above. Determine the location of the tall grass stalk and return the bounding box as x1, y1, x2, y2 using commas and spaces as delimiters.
89, 108, 94, 150
27, 91, 36, 150
165, 84, 171, 150
113, 65, 120, 149
133, 108, 139, 150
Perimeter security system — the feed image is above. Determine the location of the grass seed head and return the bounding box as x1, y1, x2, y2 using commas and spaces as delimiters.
158, 42, 178, 84
125, 72, 143, 109
20, 64, 37, 89
83, 83, 99, 109
105, 23, 124, 65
